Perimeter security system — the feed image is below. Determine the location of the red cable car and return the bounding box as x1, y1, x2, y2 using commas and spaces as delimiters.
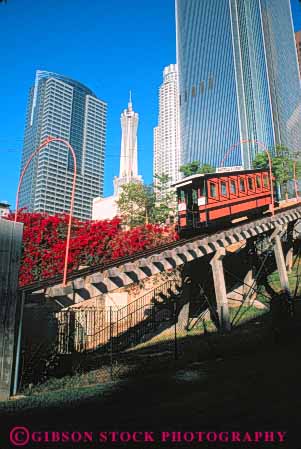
173, 168, 272, 237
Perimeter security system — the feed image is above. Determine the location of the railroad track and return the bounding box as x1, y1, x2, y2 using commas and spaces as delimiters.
20, 202, 301, 294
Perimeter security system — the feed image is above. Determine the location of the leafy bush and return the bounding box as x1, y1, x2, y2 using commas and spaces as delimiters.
7, 211, 178, 286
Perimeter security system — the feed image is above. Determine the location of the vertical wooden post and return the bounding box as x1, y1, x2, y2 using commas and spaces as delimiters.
271, 226, 291, 297
0, 220, 23, 400
285, 222, 295, 273
243, 268, 256, 303
210, 248, 231, 332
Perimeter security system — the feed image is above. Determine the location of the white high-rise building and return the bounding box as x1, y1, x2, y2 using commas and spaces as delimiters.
114, 93, 142, 195
93, 94, 142, 220
153, 64, 181, 188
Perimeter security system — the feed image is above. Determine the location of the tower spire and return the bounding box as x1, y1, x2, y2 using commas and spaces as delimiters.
113, 92, 142, 196
128, 90, 132, 111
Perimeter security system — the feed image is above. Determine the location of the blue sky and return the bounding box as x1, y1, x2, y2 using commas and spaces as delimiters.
0, 0, 301, 208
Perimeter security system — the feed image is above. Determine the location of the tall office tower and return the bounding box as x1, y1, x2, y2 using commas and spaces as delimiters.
176, 0, 301, 169
295, 30, 301, 79
93, 95, 142, 220
114, 93, 142, 195
19, 70, 107, 220
153, 64, 181, 188
261, 1, 301, 159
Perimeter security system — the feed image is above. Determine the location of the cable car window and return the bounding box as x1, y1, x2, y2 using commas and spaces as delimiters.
263, 175, 269, 189
256, 175, 262, 188
192, 189, 198, 204
210, 182, 217, 198
221, 181, 227, 197
198, 186, 205, 197
230, 180, 236, 194
198, 181, 205, 196
179, 189, 185, 202
239, 178, 246, 192
248, 177, 254, 191
185, 190, 191, 204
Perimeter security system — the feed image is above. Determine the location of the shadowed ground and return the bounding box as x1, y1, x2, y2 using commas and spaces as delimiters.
1, 312, 301, 449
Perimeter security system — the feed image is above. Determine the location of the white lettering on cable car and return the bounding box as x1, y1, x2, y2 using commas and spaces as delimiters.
216, 166, 243, 173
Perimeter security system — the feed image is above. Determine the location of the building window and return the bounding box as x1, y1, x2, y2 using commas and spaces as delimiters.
200, 81, 205, 94
192, 86, 196, 97
209, 76, 214, 89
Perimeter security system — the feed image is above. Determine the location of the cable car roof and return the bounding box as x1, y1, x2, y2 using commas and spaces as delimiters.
172, 168, 268, 188
171, 173, 205, 188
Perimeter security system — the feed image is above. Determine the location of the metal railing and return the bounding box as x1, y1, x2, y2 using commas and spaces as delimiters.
56, 279, 181, 354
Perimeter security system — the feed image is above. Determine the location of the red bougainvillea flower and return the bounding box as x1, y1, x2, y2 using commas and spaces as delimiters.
6, 212, 178, 287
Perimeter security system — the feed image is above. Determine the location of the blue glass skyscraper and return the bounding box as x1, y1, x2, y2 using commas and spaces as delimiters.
19, 71, 107, 220
176, 0, 301, 169
261, 0, 301, 157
